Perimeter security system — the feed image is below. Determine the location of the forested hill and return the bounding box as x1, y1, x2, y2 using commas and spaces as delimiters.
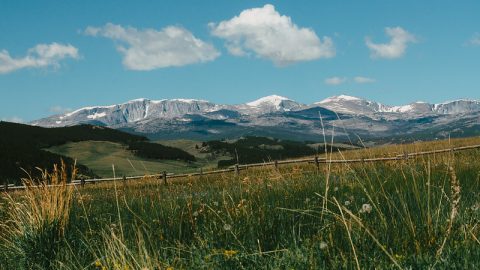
0, 121, 148, 148
203, 136, 350, 167
0, 122, 195, 183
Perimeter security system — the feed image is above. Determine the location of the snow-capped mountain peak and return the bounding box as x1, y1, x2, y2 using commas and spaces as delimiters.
246, 95, 291, 107
243, 95, 303, 113
169, 98, 209, 104
317, 95, 362, 104
30, 94, 480, 132
313, 95, 386, 115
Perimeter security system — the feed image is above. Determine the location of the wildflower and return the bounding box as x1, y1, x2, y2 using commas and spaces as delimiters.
166, 267, 174, 270
305, 198, 311, 204
237, 199, 247, 208
394, 254, 405, 261
193, 211, 199, 217
223, 249, 238, 258
213, 201, 219, 207
223, 224, 232, 231
334, 187, 339, 192
359, 203, 372, 214
319, 241, 328, 250
94, 260, 102, 268
344, 200, 351, 206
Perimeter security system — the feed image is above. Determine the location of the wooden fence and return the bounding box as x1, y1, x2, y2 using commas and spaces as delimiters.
4, 144, 480, 192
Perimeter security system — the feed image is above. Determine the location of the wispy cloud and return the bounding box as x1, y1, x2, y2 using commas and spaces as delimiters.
325, 76, 376, 85
85, 23, 220, 70
0, 43, 79, 74
354, 76, 376, 84
209, 4, 335, 66
365, 27, 416, 59
325, 76, 346, 85
468, 33, 480, 46
49, 105, 72, 114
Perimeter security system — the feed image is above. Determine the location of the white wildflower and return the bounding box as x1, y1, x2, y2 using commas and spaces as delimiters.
359, 203, 372, 214
223, 224, 232, 231
319, 241, 328, 250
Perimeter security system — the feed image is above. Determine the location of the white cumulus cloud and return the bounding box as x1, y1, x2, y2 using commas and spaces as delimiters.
84, 23, 220, 70
0, 43, 79, 74
325, 76, 346, 85
365, 27, 416, 59
354, 76, 376, 84
209, 4, 335, 66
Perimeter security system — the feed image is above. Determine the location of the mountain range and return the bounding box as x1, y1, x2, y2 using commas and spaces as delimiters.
31, 95, 480, 142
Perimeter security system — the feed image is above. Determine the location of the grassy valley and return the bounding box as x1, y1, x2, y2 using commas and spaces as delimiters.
47, 139, 233, 178
47, 141, 200, 177
0, 122, 195, 182
46, 136, 352, 178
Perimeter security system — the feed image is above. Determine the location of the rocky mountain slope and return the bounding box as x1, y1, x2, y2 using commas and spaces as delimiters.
31, 95, 480, 142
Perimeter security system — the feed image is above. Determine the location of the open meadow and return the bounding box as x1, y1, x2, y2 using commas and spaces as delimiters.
1, 137, 479, 269
46, 139, 237, 178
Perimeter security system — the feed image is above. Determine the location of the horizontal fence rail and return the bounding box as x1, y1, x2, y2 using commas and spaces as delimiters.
3, 144, 480, 192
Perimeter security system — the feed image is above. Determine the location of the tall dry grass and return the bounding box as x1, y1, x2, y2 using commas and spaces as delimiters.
0, 137, 479, 269
0, 161, 75, 269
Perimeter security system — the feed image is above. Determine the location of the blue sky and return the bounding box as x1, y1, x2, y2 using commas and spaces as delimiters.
1, 0, 479, 122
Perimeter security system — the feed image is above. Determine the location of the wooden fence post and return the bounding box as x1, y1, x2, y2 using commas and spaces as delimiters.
3, 181, 8, 192
81, 178, 85, 188
234, 164, 239, 176
274, 160, 279, 170
163, 171, 167, 185
314, 156, 320, 170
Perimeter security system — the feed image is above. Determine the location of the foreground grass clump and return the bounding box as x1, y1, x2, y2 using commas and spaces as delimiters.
1, 142, 479, 269
0, 162, 74, 269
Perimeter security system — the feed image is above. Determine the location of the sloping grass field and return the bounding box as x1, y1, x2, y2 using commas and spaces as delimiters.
1, 137, 479, 269
47, 140, 228, 177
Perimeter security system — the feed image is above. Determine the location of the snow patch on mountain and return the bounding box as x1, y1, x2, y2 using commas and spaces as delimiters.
30, 94, 480, 137
171, 98, 209, 104
87, 112, 107, 119
317, 95, 361, 104
247, 95, 291, 108
65, 105, 116, 117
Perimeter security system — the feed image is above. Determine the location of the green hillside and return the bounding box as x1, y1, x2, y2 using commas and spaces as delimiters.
0, 122, 195, 182
48, 140, 232, 178
47, 141, 201, 177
